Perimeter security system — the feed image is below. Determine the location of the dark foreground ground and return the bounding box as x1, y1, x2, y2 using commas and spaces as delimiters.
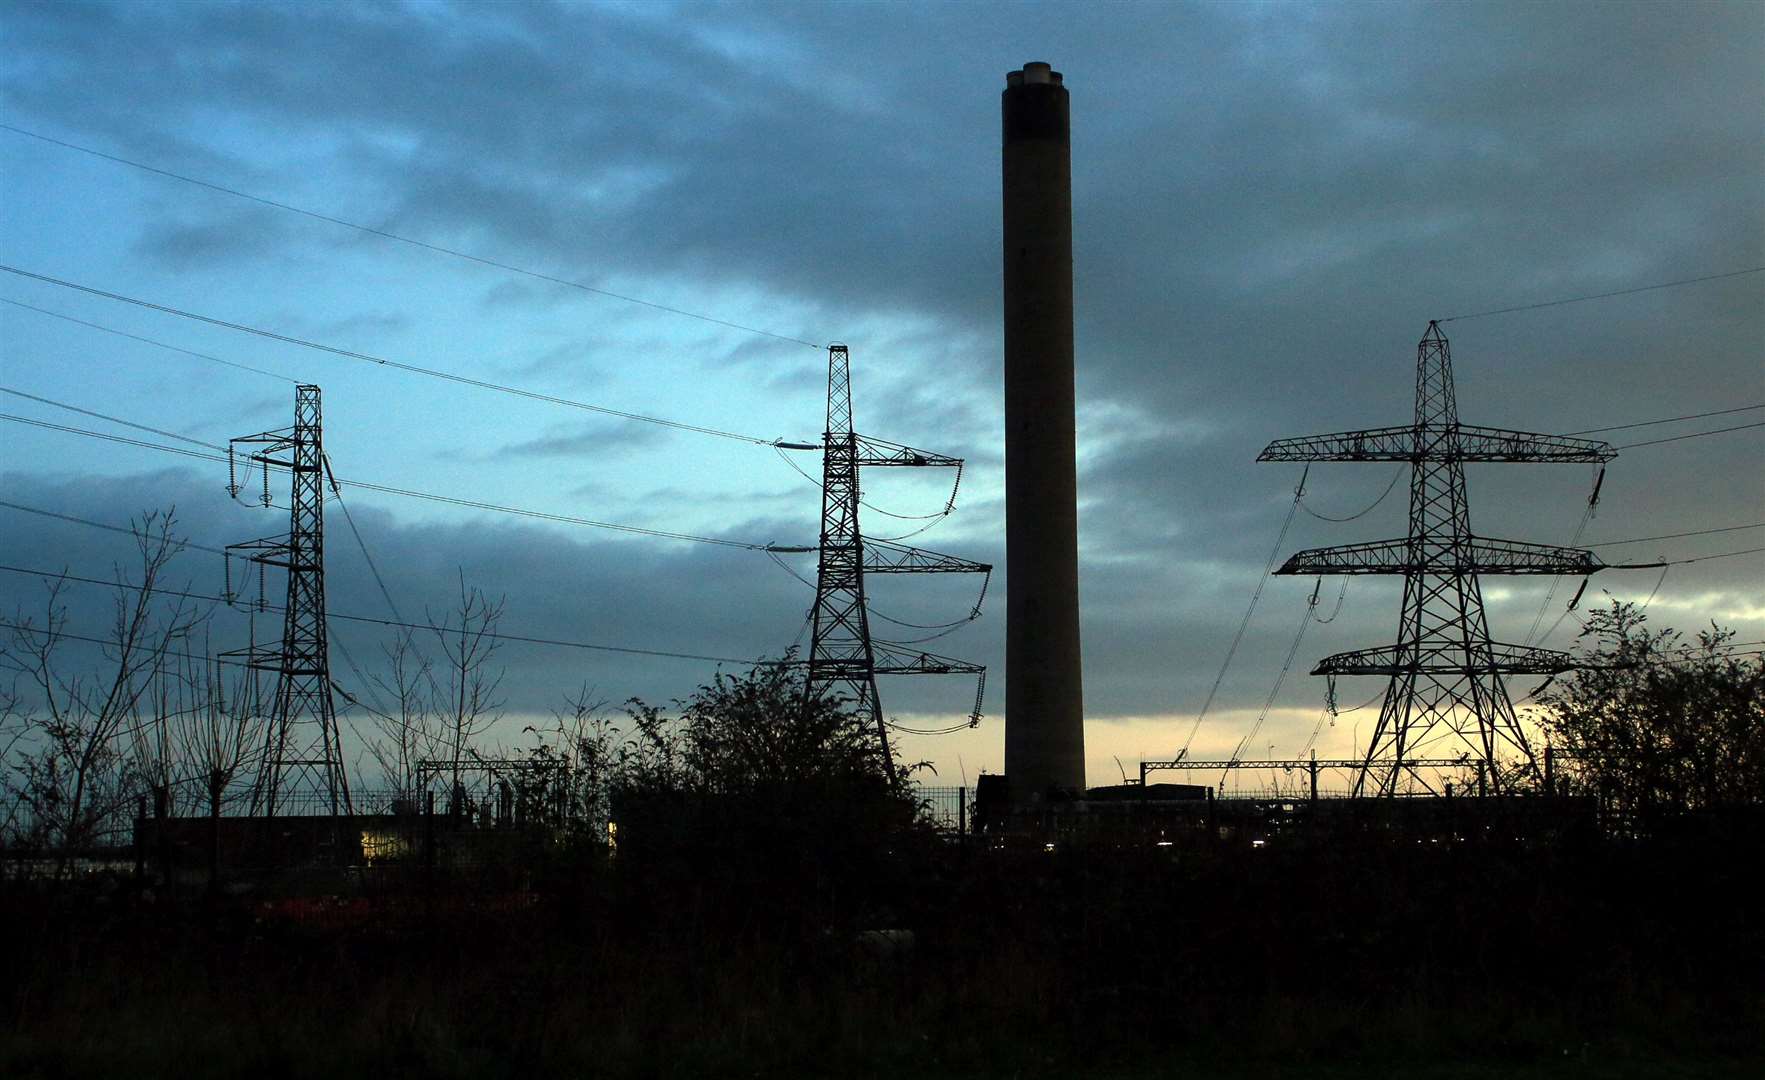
4, 830, 1762, 1079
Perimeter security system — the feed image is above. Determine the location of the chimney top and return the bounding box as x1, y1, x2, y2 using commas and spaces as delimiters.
1006, 62, 1062, 88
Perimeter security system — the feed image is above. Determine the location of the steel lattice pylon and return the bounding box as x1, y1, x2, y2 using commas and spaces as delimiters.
1259, 323, 1617, 796
807, 345, 886, 767
225, 385, 351, 817
803, 345, 989, 771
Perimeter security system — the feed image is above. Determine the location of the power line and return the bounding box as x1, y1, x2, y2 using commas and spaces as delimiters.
1440, 265, 1765, 322
0, 296, 300, 383
0, 500, 227, 555
2, 386, 226, 450
1298, 466, 1403, 523
0, 563, 772, 666
0, 122, 825, 350
1661, 546, 1765, 566
3, 412, 227, 463
1616, 420, 1765, 450
1178, 467, 1310, 757
0, 264, 792, 446
1564, 403, 1765, 437
0, 411, 805, 551
1588, 521, 1765, 547
322, 455, 408, 628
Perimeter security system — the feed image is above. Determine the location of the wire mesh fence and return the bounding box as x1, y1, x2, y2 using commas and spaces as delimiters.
912, 784, 974, 834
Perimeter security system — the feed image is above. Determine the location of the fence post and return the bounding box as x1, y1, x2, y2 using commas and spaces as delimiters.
209, 785, 222, 897
1477, 762, 1488, 798
1308, 750, 1319, 805
1543, 745, 1555, 796
134, 794, 148, 882
423, 789, 436, 881
153, 785, 169, 886
958, 787, 967, 838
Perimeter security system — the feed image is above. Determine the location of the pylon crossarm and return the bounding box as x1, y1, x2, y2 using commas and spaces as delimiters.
226, 535, 291, 556
851, 433, 963, 468
863, 539, 992, 574
230, 427, 295, 448
1451, 424, 1616, 462
1258, 423, 1614, 463
1311, 642, 1576, 677
217, 643, 283, 672
1277, 536, 1603, 576
1141, 757, 1468, 773
1258, 424, 1417, 461
870, 640, 985, 675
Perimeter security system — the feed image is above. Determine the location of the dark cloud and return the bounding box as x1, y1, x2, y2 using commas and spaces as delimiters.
481, 418, 670, 461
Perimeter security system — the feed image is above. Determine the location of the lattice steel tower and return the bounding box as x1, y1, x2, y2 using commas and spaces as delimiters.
803, 345, 990, 772
1259, 323, 1617, 795
226, 385, 351, 817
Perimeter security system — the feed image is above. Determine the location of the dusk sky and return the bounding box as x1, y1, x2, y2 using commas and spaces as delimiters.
2, 0, 1760, 787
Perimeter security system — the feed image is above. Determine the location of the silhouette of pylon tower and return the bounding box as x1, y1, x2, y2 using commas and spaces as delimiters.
806, 344, 887, 768
1260, 323, 1617, 796
226, 384, 351, 817
802, 345, 990, 773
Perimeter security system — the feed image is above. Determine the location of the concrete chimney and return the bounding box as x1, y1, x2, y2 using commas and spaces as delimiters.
1002, 62, 1085, 799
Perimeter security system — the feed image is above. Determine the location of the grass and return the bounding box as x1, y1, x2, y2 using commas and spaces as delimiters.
4, 831, 1761, 1077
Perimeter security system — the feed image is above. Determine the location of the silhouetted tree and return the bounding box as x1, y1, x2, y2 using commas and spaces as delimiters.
430, 573, 506, 793
1538, 599, 1764, 813
0, 512, 205, 862
170, 648, 267, 890
604, 657, 928, 933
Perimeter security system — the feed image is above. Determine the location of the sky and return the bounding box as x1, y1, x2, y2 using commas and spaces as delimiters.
1, 0, 1761, 791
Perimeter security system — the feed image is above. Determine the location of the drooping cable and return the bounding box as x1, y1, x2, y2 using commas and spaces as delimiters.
772, 442, 962, 523
1220, 579, 1323, 785
1298, 467, 1403, 523
1177, 465, 1310, 757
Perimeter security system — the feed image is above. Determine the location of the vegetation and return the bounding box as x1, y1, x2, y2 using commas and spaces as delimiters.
1539, 600, 1764, 814
1, 512, 201, 852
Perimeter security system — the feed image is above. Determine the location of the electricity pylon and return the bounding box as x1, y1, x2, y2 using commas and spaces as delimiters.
224, 385, 351, 817
1259, 323, 1617, 796
798, 344, 989, 772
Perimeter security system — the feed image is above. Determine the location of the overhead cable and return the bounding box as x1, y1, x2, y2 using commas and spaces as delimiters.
1440, 265, 1765, 322
0, 122, 824, 349
1, 296, 300, 383
0, 563, 769, 666
1564, 403, 1764, 436
1177, 465, 1309, 757
0, 499, 228, 555
1587, 521, 1765, 547
0, 413, 803, 551
1616, 420, 1765, 450
0, 264, 792, 446
1298, 467, 1403, 523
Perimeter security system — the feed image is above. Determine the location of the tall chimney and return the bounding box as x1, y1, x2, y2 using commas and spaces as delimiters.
1002, 62, 1085, 799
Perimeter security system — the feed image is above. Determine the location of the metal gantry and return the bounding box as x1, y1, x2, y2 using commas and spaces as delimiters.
1258, 323, 1617, 796
802, 345, 989, 771
224, 385, 351, 818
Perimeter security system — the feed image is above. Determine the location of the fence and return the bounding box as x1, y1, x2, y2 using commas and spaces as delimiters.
913, 785, 974, 835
